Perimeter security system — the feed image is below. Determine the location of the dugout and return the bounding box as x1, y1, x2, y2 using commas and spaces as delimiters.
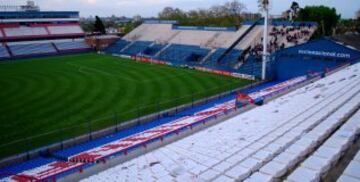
270, 38, 360, 80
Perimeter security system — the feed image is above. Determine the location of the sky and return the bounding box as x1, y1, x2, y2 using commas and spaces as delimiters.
1, 0, 359, 19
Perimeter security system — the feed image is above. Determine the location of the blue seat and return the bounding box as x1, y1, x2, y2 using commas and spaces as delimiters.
105, 39, 130, 54
0, 45, 10, 59
9, 43, 57, 56
55, 41, 90, 51
121, 41, 152, 55
157, 44, 210, 65
204, 48, 242, 68
142, 44, 166, 56
237, 55, 263, 77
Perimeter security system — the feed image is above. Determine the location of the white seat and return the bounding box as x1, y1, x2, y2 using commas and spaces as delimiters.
76, 63, 360, 182
286, 167, 321, 182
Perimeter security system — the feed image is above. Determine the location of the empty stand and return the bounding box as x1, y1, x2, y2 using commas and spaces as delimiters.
3, 26, 47, 38
169, 30, 219, 46
338, 150, 360, 182
47, 25, 84, 35
54, 40, 90, 52
9, 42, 57, 56
237, 56, 263, 77
157, 44, 210, 65
126, 24, 178, 43
121, 41, 152, 55
81, 63, 360, 182
122, 23, 251, 49
205, 48, 242, 66
123, 24, 153, 41
105, 39, 130, 54
0, 24, 85, 41
0, 45, 10, 59
142, 44, 166, 56
286, 109, 360, 182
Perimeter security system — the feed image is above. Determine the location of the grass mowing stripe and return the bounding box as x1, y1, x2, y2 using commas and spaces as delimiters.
49, 73, 101, 124
0, 53, 254, 158
3, 71, 74, 124
0, 74, 57, 120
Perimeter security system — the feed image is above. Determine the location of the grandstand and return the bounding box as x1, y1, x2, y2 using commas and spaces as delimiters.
0, 2, 91, 60
105, 20, 318, 79
0, 45, 10, 58
2, 58, 358, 182
8, 41, 57, 56
0, 23, 85, 41
81, 62, 360, 182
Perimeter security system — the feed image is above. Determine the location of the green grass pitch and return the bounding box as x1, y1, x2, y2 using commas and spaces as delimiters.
0, 53, 253, 158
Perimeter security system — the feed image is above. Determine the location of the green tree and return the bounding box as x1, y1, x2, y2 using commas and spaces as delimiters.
94, 16, 106, 34
158, 0, 246, 27
80, 21, 95, 33
223, 0, 246, 27
297, 6, 340, 36
335, 19, 360, 34
290, 1, 300, 18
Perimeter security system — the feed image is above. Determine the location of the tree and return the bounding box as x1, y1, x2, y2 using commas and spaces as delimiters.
158, 7, 187, 21
210, 5, 227, 17
157, 1, 246, 27
335, 19, 359, 34
223, 0, 246, 27
94, 16, 106, 34
297, 6, 340, 36
258, 0, 269, 12
223, 0, 246, 16
355, 10, 360, 33
80, 20, 95, 33
290, 1, 300, 19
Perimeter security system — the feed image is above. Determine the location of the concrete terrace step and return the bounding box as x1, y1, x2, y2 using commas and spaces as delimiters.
80, 63, 360, 182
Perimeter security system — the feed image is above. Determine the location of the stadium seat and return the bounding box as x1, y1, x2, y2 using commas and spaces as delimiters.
54, 40, 90, 52
204, 48, 242, 67
104, 39, 130, 54
4, 27, 48, 38
47, 25, 84, 35
121, 41, 152, 55
81, 63, 360, 182
237, 56, 263, 77
9, 42, 57, 56
157, 44, 210, 65
142, 44, 166, 56
0, 45, 10, 59
338, 150, 360, 182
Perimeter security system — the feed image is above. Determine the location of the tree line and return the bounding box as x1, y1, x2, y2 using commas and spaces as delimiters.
158, 0, 248, 28
289, 2, 359, 36
81, 1, 359, 37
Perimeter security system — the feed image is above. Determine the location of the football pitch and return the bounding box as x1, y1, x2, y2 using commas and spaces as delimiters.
0, 53, 253, 158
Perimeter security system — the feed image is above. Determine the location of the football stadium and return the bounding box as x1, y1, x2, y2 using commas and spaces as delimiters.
0, 0, 360, 181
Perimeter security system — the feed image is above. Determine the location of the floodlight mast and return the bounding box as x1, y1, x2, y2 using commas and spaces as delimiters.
260, 0, 269, 80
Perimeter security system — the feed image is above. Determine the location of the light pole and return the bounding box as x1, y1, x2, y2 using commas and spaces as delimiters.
260, 0, 270, 80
